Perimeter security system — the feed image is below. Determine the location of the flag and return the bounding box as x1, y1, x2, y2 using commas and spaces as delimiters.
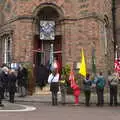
114, 49, 120, 73
114, 58, 120, 72
53, 59, 59, 73
79, 48, 86, 77
91, 47, 96, 74
69, 67, 76, 88
49, 44, 54, 71
114, 58, 118, 72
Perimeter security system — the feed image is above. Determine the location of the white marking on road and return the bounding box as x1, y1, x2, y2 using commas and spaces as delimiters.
0, 104, 36, 112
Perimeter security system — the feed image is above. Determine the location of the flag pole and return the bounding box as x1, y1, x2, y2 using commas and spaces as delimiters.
115, 45, 118, 60
91, 46, 96, 76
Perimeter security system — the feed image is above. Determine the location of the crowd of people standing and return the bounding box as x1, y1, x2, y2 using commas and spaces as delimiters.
0, 64, 28, 107
0, 62, 119, 108
48, 68, 120, 107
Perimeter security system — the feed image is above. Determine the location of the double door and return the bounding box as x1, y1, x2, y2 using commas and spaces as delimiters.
34, 35, 62, 71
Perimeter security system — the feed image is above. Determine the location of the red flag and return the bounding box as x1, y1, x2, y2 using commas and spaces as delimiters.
69, 68, 76, 88
53, 59, 59, 73
114, 59, 118, 72
114, 58, 120, 72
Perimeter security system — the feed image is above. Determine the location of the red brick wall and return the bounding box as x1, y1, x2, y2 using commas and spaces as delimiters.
0, 0, 114, 74
116, 0, 120, 57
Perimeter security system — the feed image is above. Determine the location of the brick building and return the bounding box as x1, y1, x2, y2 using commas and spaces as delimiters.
115, 0, 120, 56
0, 0, 114, 90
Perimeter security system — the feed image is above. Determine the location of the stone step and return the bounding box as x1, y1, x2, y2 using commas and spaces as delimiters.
33, 85, 51, 95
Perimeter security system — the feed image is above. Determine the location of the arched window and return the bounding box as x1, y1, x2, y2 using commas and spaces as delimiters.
0, 34, 12, 65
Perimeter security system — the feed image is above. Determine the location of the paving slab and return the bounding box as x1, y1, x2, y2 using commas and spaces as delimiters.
0, 102, 36, 112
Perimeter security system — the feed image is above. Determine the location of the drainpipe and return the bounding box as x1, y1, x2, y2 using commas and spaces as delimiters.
112, 0, 116, 60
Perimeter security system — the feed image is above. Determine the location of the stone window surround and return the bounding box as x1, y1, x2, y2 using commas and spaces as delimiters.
0, 32, 12, 65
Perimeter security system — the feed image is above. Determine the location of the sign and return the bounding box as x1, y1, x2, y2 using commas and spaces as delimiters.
40, 21, 55, 40
11, 63, 19, 70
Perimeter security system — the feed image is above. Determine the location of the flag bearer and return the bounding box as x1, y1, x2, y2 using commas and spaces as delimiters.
83, 73, 92, 106
72, 84, 80, 105
60, 74, 67, 105
108, 72, 119, 106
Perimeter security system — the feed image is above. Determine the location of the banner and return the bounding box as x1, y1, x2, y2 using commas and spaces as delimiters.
69, 67, 76, 88
79, 48, 86, 77
114, 58, 120, 72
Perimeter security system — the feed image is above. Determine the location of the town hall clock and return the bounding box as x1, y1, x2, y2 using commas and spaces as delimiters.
40, 21, 55, 40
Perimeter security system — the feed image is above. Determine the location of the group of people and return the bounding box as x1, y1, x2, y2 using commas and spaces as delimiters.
48, 68, 120, 107
0, 62, 119, 107
0, 64, 28, 107
83, 71, 120, 107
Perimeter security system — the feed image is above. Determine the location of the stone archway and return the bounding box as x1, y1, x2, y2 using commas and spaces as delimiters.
32, 3, 64, 95
33, 3, 64, 20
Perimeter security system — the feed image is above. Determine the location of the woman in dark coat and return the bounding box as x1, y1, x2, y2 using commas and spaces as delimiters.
17, 67, 25, 97
83, 73, 92, 106
8, 70, 17, 103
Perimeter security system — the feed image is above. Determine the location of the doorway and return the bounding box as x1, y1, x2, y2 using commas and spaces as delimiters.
33, 35, 62, 69
33, 4, 63, 94
33, 35, 62, 86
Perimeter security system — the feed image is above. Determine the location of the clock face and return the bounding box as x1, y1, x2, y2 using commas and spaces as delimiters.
40, 21, 55, 40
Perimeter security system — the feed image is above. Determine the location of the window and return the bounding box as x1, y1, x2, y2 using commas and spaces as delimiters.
0, 34, 12, 65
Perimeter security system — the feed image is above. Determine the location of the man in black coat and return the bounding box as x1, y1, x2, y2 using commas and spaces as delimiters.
1, 67, 9, 99
17, 67, 25, 97
0, 66, 9, 107
37, 64, 49, 90
0, 72, 4, 106
8, 69, 17, 103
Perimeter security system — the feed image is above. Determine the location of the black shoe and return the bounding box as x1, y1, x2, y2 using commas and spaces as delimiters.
61, 103, 65, 105
114, 104, 118, 107
96, 103, 100, 106
100, 104, 104, 107
9, 100, 14, 103
109, 104, 112, 106
86, 104, 90, 107
0, 104, 4, 107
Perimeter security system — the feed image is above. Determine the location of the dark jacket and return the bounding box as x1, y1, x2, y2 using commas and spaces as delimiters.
17, 69, 25, 87
8, 73, 17, 92
0, 72, 4, 88
37, 65, 49, 89
0, 71, 9, 89
83, 79, 92, 91
96, 76, 106, 89
50, 82, 59, 92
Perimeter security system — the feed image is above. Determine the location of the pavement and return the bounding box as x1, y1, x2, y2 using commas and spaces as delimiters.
1, 92, 120, 120
1, 91, 120, 110
0, 102, 25, 110
10, 92, 120, 104
3, 93, 78, 103
0, 94, 76, 111
0, 101, 36, 112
